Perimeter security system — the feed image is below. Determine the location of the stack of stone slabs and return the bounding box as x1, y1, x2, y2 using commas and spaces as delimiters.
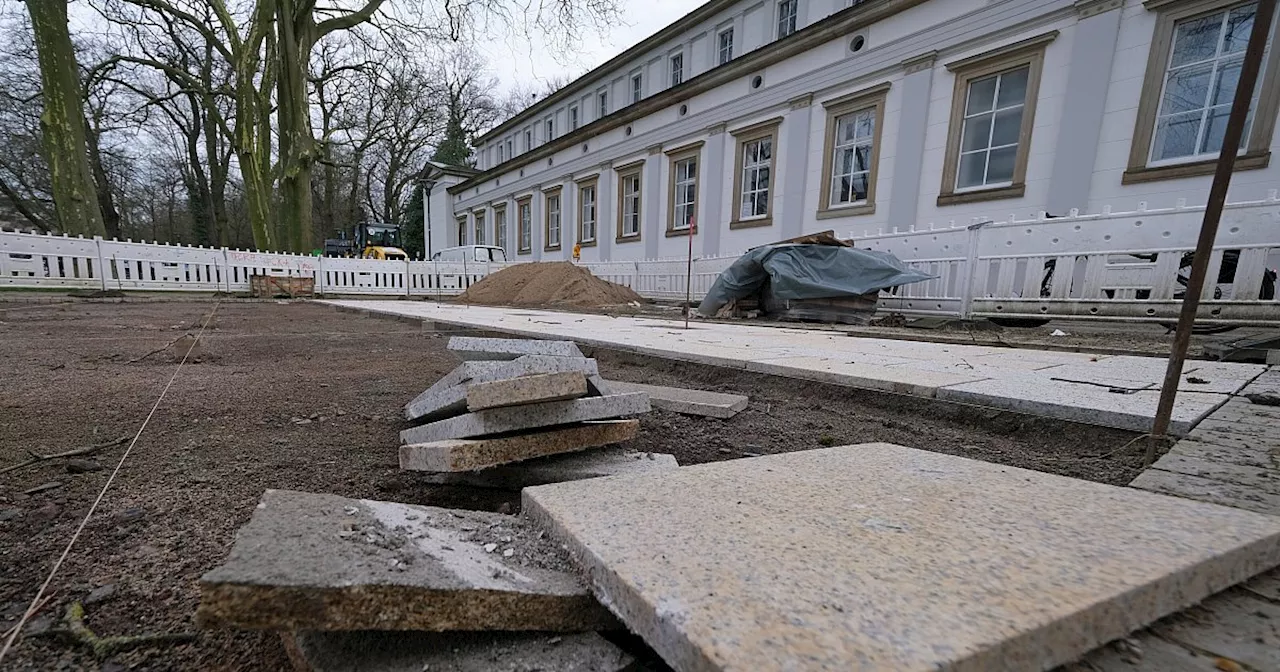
398, 337, 674, 482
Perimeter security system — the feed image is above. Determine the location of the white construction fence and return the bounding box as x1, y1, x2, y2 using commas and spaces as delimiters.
3, 194, 1279, 325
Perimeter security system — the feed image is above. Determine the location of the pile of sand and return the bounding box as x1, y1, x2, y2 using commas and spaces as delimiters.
457, 262, 645, 308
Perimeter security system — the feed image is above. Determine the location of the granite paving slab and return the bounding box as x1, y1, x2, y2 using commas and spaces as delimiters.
448, 336, 583, 361
603, 381, 748, 418
522, 443, 1280, 672
399, 420, 640, 472
400, 393, 650, 445
197, 490, 615, 632
745, 355, 988, 396
405, 356, 602, 421
280, 630, 634, 672
1128, 469, 1280, 517
415, 448, 679, 489
466, 371, 587, 411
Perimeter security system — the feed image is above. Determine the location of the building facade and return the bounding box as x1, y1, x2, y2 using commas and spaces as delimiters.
427, 0, 1280, 263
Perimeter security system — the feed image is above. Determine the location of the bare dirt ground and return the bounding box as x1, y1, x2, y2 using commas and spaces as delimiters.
0, 300, 1140, 671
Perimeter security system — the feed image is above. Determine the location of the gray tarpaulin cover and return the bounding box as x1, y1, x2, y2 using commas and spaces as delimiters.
698, 244, 935, 316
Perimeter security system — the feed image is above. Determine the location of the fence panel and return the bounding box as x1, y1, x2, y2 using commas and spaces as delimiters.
224, 250, 321, 293
0, 231, 104, 289
97, 239, 226, 291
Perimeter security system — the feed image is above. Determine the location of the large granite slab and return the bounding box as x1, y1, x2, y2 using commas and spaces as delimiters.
280, 630, 634, 672
523, 444, 1280, 672
448, 336, 583, 361
400, 420, 640, 472
197, 490, 614, 632
604, 381, 748, 418
400, 393, 650, 445
467, 371, 587, 411
404, 356, 601, 422
415, 447, 679, 489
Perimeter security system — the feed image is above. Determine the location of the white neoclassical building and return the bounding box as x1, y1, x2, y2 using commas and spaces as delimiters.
424, 0, 1280, 263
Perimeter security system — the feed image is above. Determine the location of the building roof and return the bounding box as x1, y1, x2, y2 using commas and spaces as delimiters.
474, 0, 736, 145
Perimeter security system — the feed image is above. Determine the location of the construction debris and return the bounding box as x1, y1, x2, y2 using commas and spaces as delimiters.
401, 420, 639, 473
447, 336, 584, 361
197, 490, 616, 632
413, 448, 678, 489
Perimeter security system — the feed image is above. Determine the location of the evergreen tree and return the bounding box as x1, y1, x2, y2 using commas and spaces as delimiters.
399, 183, 424, 259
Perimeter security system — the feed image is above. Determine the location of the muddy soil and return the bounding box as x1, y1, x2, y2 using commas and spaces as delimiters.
0, 301, 1138, 671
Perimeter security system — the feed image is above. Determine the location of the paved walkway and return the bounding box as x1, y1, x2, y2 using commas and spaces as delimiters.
1071, 373, 1280, 671
324, 301, 1265, 434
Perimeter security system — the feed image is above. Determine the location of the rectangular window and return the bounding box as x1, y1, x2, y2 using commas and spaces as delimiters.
955, 66, 1029, 191
578, 181, 597, 244
631, 74, 643, 104
819, 84, 888, 218
730, 120, 780, 227
777, 0, 798, 39
544, 190, 562, 250
456, 217, 468, 246
671, 54, 684, 87
506, 139, 513, 159
517, 199, 532, 253
718, 28, 734, 65
939, 34, 1051, 205
569, 105, 579, 130
524, 129, 532, 151
494, 207, 507, 251
599, 90, 608, 116
498, 144, 505, 163
666, 145, 702, 235
617, 169, 642, 240
473, 212, 486, 246
545, 118, 554, 141
1125, 0, 1280, 183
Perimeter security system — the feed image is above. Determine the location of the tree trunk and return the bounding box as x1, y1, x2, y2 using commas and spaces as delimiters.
275, 0, 317, 253
25, 0, 105, 237
85, 114, 122, 239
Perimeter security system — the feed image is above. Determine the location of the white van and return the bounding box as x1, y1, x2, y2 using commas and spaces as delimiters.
431, 245, 507, 263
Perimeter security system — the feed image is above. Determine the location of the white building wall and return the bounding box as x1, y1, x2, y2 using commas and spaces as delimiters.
446, 0, 1280, 260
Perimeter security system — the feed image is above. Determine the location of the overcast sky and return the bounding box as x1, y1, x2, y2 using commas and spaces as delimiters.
477, 1, 703, 95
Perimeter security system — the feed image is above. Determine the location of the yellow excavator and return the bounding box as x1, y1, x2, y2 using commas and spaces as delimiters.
323, 224, 408, 260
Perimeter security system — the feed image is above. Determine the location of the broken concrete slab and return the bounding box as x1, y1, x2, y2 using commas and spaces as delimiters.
523, 443, 1280, 672
415, 448, 678, 489
467, 371, 587, 412
197, 490, 615, 632
448, 336, 583, 361
400, 393, 650, 445
400, 420, 640, 472
404, 356, 601, 422
280, 630, 634, 672
604, 381, 748, 418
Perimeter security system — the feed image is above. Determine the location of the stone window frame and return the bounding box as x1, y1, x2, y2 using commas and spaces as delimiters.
665, 141, 704, 237
1122, 0, 1280, 184
543, 187, 563, 251
615, 160, 645, 243
472, 210, 486, 246
493, 205, 508, 251
729, 117, 783, 230
817, 82, 890, 220
456, 216, 468, 246
516, 196, 532, 254
938, 32, 1057, 207
576, 176, 599, 247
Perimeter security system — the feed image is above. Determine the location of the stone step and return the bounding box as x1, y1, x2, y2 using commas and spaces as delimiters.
603, 380, 748, 418
197, 490, 615, 632
280, 630, 634, 672
400, 420, 640, 472
522, 443, 1280, 672
400, 393, 650, 445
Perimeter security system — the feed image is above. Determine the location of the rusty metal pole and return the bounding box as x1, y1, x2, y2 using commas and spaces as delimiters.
1147, 0, 1276, 464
